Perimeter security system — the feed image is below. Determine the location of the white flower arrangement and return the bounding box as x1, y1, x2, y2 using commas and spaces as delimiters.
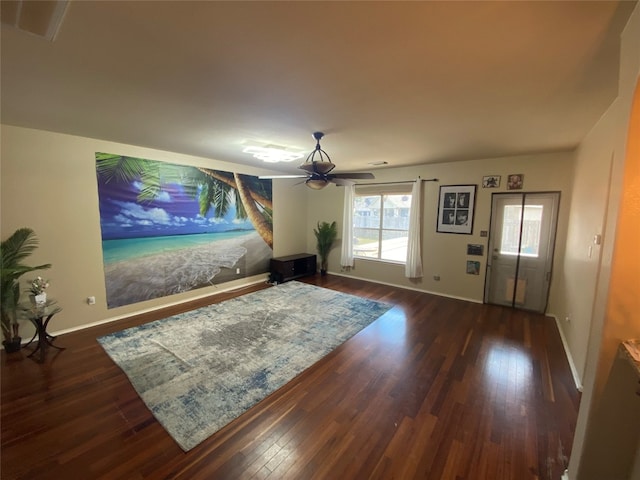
30, 276, 50, 295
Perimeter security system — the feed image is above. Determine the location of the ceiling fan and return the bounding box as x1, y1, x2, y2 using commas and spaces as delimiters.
259, 132, 375, 189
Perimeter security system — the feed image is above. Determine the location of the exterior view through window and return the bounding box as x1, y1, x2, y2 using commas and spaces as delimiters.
353, 194, 411, 262
500, 205, 543, 257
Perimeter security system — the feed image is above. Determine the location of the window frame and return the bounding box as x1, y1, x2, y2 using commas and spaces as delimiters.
352, 188, 412, 265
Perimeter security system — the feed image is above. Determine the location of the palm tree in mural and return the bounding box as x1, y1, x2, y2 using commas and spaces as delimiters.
95, 154, 273, 248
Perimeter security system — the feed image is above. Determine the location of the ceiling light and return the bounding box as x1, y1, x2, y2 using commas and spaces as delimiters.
242, 146, 305, 163
305, 178, 329, 190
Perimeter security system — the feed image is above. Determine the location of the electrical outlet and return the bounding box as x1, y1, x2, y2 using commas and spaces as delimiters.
87, 296, 96, 305
565, 314, 571, 323
433, 274, 440, 281
236, 267, 241, 274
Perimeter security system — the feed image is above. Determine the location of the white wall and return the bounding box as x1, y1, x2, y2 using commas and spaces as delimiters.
303, 151, 574, 305
555, 106, 619, 384
1, 126, 574, 342
0, 125, 306, 337
565, 3, 640, 478
272, 177, 308, 257
553, 2, 640, 386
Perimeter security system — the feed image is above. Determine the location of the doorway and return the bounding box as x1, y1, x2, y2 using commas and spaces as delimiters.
484, 192, 560, 313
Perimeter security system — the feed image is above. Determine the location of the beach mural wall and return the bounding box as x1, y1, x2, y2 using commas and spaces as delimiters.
95, 153, 273, 308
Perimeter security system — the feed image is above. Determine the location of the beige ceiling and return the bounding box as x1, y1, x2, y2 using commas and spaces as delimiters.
1, 1, 636, 174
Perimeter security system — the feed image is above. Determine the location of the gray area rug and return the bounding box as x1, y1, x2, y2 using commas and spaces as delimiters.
98, 281, 393, 451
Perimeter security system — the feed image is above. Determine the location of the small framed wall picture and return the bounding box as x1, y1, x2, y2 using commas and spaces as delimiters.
437, 184, 477, 234
467, 244, 484, 256
466, 260, 481, 275
507, 173, 524, 190
482, 175, 500, 188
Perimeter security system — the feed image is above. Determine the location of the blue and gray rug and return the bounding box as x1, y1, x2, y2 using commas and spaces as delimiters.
98, 281, 393, 451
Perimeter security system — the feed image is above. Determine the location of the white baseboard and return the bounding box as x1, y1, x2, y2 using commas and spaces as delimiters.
48, 275, 269, 338
550, 314, 584, 392
329, 270, 483, 304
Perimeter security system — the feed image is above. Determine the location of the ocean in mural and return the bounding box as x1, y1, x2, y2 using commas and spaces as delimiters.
95, 153, 273, 308
102, 231, 253, 264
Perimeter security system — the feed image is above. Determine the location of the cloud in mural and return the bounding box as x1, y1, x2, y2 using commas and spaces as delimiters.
98, 181, 254, 238
113, 201, 173, 225
109, 201, 245, 231
133, 181, 172, 202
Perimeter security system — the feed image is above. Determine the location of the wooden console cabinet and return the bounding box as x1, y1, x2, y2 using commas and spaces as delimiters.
270, 253, 317, 283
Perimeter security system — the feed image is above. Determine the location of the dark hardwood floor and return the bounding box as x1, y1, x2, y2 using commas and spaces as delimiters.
1, 274, 580, 479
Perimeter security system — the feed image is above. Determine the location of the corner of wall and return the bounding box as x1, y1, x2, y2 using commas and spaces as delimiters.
551, 314, 584, 391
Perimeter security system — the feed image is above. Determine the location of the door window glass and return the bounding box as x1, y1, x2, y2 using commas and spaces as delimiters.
500, 205, 543, 257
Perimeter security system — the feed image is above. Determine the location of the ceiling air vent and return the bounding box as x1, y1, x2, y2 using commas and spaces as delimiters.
1, 0, 69, 42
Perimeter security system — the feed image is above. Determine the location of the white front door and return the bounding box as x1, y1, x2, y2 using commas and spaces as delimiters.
485, 192, 560, 313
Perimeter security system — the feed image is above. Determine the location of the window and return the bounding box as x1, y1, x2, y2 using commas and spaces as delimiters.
353, 193, 411, 263
500, 204, 543, 257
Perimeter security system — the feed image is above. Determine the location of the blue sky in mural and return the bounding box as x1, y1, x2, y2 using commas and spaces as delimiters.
97, 176, 253, 240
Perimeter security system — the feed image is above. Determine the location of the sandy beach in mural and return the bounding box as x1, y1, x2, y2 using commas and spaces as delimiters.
104, 232, 271, 308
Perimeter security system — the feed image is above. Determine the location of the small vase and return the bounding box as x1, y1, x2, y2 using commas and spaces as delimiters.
34, 292, 47, 305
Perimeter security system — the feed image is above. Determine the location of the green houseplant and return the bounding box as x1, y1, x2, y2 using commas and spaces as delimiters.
314, 221, 338, 275
1, 228, 51, 352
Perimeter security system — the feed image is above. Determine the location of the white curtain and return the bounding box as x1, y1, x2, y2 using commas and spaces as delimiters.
340, 184, 355, 268
405, 179, 423, 278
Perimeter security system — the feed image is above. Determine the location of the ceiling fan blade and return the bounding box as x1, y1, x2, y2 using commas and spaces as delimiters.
328, 172, 375, 179
258, 174, 307, 179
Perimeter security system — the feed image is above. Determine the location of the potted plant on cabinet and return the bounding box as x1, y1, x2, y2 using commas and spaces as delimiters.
313, 221, 338, 275
1, 228, 51, 352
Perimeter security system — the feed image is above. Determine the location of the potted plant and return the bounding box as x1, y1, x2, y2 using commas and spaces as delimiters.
313, 221, 338, 275
29, 276, 50, 305
1, 228, 51, 352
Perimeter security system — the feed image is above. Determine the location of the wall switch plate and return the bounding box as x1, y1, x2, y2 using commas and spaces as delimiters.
87, 296, 96, 305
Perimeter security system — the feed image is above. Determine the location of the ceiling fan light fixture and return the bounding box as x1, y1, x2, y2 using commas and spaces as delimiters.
305, 178, 329, 190
258, 131, 373, 189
